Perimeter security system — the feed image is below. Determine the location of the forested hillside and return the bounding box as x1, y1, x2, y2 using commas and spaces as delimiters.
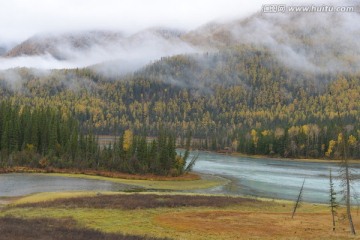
1, 45, 359, 160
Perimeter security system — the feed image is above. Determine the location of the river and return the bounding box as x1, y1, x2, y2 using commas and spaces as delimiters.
0, 152, 359, 203
192, 151, 360, 203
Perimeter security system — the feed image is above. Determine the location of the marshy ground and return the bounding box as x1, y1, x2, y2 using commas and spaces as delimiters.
1, 192, 360, 240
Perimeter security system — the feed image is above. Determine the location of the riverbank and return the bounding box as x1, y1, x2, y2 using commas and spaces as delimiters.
0, 166, 200, 181
210, 151, 360, 164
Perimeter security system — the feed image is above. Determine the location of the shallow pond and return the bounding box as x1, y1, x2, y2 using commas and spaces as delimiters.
0, 173, 132, 197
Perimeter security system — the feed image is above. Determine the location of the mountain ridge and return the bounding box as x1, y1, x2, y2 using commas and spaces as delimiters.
1, 10, 360, 74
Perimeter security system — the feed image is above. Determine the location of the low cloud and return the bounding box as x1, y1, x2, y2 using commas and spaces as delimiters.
229, 8, 360, 73
0, 30, 200, 77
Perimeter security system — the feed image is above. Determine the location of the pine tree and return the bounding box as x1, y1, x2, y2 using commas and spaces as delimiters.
1, 121, 9, 152
149, 139, 159, 173
182, 130, 191, 157
137, 135, 148, 173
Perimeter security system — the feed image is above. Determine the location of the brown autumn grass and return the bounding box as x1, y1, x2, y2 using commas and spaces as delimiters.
5, 193, 360, 239
0, 166, 200, 181
155, 210, 360, 240
16, 194, 261, 209
0, 216, 169, 240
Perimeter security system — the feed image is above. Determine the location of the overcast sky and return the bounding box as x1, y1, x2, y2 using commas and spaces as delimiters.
0, 0, 310, 44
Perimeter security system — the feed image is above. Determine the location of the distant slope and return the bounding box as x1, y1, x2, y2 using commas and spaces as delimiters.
2, 28, 197, 71
4, 31, 124, 60
2, 10, 360, 72
183, 11, 360, 73
133, 46, 336, 106
3, 28, 190, 60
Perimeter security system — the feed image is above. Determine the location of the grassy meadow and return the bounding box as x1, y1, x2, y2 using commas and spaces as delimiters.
1, 191, 360, 240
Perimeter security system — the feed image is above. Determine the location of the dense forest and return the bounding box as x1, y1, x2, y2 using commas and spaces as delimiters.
0, 46, 359, 160
0, 102, 190, 175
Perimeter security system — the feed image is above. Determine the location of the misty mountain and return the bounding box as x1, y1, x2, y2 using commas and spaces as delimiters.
4, 31, 125, 60
4, 28, 187, 60
131, 46, 337, 105
1, 27, 197, 71
1, 10, 360, 74
183, 11, 360, 73
87, 28, 198, 76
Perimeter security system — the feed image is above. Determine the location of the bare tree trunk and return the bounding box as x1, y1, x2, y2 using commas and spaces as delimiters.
333, 91, 356, 235
329, 169, 338, 231
342, 131, 356, 235
292, 178, 305, 219
345, 162, 356, 235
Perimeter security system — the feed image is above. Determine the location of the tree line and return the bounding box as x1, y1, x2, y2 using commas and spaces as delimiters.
227, 124, 359, 159
0, 102, 190, 176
